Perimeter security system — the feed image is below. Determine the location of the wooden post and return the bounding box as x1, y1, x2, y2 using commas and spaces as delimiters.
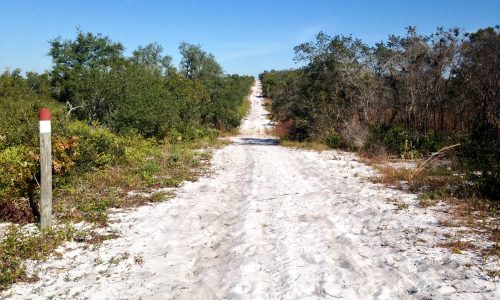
39, 108, 52, 229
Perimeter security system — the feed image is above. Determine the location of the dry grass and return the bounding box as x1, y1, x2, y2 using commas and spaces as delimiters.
272, 119, 293, 139
437, 219, 462, 228
52, 141, 215, 226
366, 156, 500, 259
437, 240, 477, 254
218, 128, 241, 137
483, 242, 500, 257
270, 119, 330, 151
133, 254, 144, 265
436, 199, 499, 259
279, 139, 330, 151
371, 166, 414, 186
358, 151, 389, 164
75, 230, 120, 246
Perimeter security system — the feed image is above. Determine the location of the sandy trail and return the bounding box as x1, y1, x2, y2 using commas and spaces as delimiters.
3, 81, 498, 299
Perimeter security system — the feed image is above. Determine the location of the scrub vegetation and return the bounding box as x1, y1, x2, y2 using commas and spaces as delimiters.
260, 26, 499, 202
0, 30, 252, 289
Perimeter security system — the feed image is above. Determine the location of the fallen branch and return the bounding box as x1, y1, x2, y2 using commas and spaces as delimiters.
411, 143, 461, 179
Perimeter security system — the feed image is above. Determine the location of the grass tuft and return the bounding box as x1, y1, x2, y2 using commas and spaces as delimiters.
0, 225, 75, 290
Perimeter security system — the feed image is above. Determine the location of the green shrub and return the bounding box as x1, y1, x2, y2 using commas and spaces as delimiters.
417, 130, 441, 153
77, 198, 111, 224
65, 121, 125, 169
289, 119, 310, 141
459, 122, 500, 200
202, 75, 254, 131
365, 125, 423, 158
0, 69, 29, 99
382, 126, 409, 155
0, 99, 39, 151
122, 135, 161, 164
0, 146, 38, 199
324, 129, 342, 148
140, 160, 161, 183
0, 146, 38, 223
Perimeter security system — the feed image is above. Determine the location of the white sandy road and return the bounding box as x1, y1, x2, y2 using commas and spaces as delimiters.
2, 81, 499, 300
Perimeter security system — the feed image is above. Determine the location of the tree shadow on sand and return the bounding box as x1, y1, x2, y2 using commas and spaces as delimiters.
236, 138, 279, 146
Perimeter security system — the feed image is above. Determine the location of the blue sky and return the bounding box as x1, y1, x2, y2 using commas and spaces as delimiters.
0, 0, 498, 76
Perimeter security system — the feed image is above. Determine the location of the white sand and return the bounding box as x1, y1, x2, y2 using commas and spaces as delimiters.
2, 81, 499, 299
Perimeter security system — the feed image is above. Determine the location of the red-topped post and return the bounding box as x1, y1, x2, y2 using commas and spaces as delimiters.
39, 108, 52, 229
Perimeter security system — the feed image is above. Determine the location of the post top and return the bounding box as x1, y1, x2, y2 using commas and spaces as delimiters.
40, 108, 51, 121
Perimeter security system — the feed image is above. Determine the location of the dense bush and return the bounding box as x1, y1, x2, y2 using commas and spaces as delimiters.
261, 26, 499, 199
0, 120, 128, 223
1, 30, 254, 222
203, 75, 254, 131
323, 129, 342, 149
0, 71, 41, 150
64, 121, 124, 169
0, 146, 38, 199
48, 31, 253, 140
459, 122, 500, 200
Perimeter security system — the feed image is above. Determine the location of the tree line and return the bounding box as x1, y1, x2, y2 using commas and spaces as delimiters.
260, 26, 499, 199
0, 30, 253, 222
49, 31, 253, 138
